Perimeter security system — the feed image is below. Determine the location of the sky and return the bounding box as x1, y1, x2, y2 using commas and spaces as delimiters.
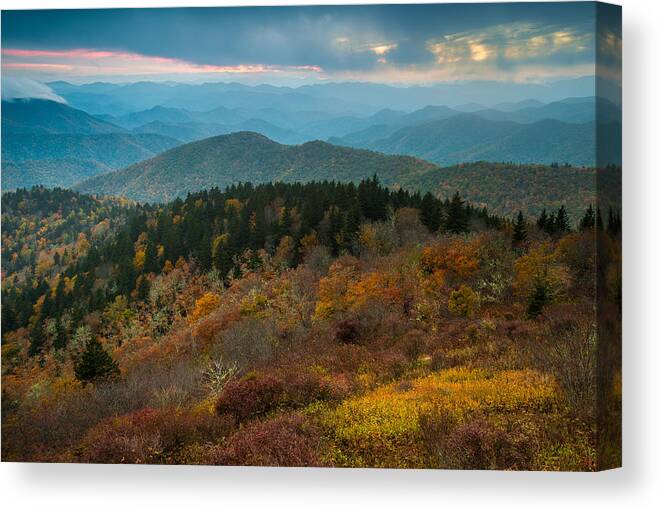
1, 3, 621, 87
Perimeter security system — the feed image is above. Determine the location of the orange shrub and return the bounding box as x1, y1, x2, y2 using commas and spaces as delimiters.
188, 292, 221, 325
420, 238, 480, 283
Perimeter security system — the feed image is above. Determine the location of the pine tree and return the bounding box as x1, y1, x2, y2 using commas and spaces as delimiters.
512, 211, 528, 246
545, 212, 557, 235
197, 232, 212, 271
74, 337, 120, 385
279, 205, 292, 237
554, 206, 570, 234
212, 233, 233, 277
53, 317, 67, 350
344, 203, 362, 244
28, 318, 47, 357
444, 192, 468, 234
142, 238, 159, 274
537, 209, 549, 233
527, 279, 549, 319
421, 192, 441, 232
607, 208, 621, 235
579, 204, 596, 231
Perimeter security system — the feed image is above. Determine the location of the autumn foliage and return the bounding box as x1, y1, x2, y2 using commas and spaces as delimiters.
1, 183, 619, 470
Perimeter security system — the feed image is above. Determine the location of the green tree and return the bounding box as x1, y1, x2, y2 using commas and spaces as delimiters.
53, 317, 67, 350
421, 192, 441, 232
28, 318, 47, 357
512, 211, 528, 247
74, 337, 120, 385
445, 192, 468, 234
579, 204, 596, 231
554, 206, 570, 234
142, 238, 159, 274
527, 279, 550, 319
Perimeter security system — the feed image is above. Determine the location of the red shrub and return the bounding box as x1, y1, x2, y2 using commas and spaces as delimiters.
75, 407, 233, 464
215, 373, 285, 423
421, 412, 533, 470
211, 413, 324, 467
215, 369, 345, 423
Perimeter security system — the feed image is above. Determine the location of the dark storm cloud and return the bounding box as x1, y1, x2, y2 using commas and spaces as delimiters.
0, 3, 613, 83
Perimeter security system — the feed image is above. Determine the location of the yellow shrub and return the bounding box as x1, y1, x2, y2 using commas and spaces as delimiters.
188, 292, 221, 325
239, 290, 269, 317
448, 285, 479, 317
313, 262, 357, 320
323, 367, 557, 468
513, 242, 569, 299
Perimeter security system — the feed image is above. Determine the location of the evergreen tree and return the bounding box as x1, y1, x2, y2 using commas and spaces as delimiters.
197, 232, 212, 271
545, 212, 557, 235
536, 209, 549, 233
142, 238, 159, 274
444, 192, 468, 234
54, 277, 66, 315
527, 279, 550, 319
358, 175, 388, 221
344, 203, 362, 244
420, 192, 441, 232
554, 206, 570, 234
74, 337, 120, 385
212, 234, 234, 278
279, 205, 293, 237
607, 208, 621, 235
28, 318, 47, 357
53, 317, 67, 350
327, 206, 344, 255
512, 211, 528, 246
579, 204, 596, 231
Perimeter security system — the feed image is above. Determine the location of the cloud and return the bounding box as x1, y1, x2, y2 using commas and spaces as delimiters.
1, 77, 66, 103
427, 22, 593, 67
332, 36, 398, 63
1, 48, 323, 78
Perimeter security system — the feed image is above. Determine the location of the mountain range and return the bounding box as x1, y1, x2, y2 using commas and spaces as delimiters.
2, 85, 620, 217
48, 76, 620, 116
73, 130, 604, 220
334, 114, 621, 167
74, 131, 438, 203
1, 99, 181, 189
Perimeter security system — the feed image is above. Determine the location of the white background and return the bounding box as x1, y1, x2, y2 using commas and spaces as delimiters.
1, 1, 659, 509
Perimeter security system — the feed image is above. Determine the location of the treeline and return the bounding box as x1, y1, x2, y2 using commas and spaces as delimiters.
2, 178, 502, 355
3, 179, 620, 361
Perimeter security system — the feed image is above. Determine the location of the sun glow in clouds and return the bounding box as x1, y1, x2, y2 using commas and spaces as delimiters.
1, 48, 323, 78
427, 22, 593, 66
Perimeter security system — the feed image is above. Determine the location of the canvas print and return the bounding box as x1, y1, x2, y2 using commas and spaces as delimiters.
0, 2, 621, 470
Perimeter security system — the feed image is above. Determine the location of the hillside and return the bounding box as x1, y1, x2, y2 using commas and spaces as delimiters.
2, 133, 182, 190
343, 115, 620, 167
75, 132, 438, 203
73, 131, 609, 220
1, 186, 134, 287
400, 162, 605, 220
1, 98, 125, 134
2, 159, 112, 190
1, 183, 620, 469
